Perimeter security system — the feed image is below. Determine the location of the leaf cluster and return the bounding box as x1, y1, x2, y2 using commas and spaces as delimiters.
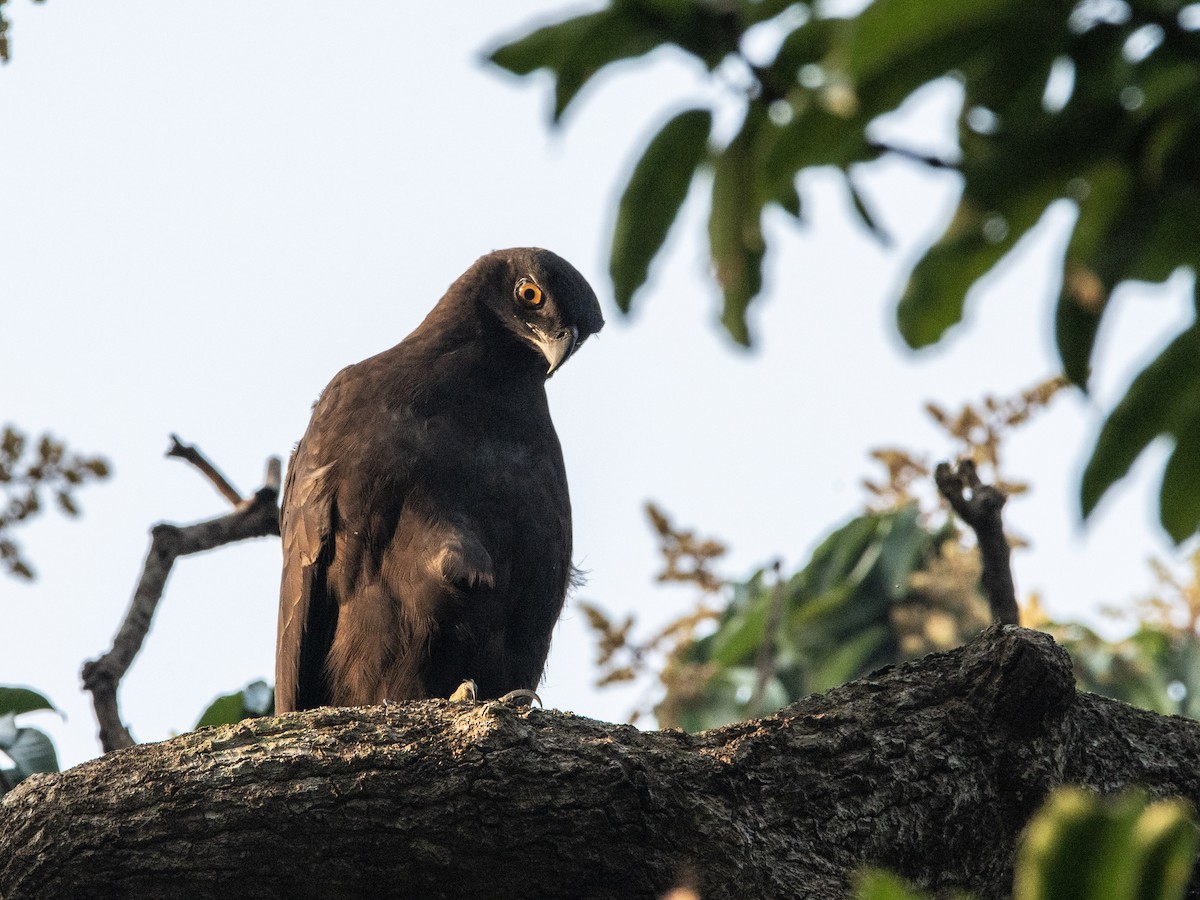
1033, 546, 1200, 719
0, 425, 111, 579
658, 503, 988, 731
194, 680, 274, 729
490, 0, 1200, 538
0, 686, 60, 795
583, 376, 1200, 733
579, 503, 725, 719
858, 788, 1199, 900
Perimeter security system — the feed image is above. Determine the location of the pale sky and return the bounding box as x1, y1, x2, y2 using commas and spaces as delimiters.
3, 1, 1193, 769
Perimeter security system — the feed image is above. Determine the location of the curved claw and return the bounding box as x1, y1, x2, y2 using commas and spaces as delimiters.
499, 688, 542, 708
449, 679, 478, 703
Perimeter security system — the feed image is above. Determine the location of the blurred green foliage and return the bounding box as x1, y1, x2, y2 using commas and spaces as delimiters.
195, 679, 274, 729
656, 504, 985, 731
491, 0, 1200, 539
1037, 548, 1200, 719
584, 377, 1200, 731
0, 686, 60, 795
856, 789, 1199, 900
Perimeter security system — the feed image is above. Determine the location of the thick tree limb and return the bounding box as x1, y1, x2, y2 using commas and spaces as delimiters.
936, 459, 1020, 626
80, 443, 282, 753
11, 627, 1200, 898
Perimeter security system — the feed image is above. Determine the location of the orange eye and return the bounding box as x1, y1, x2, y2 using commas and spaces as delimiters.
515, 278, 543, 308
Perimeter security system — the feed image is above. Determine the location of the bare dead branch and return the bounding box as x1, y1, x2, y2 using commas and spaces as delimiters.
166, 434, 243, 507
935, 459, 1019, 626
81, 448, 282, 752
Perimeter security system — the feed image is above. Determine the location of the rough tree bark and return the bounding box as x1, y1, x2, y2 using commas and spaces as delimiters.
3, 626, 1198, 900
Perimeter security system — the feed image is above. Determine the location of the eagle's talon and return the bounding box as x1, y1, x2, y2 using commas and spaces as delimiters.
499, 688, 541, 708
450, 679, 478, 703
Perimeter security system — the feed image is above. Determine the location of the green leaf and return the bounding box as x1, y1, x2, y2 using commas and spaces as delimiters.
1014, 789, 1200, 900
488, 10, 663, 122
896, 203, 993, 348
770, 16, 836, 79
665, 665, 786, 732
1133, 799, 1200, 900
871, 504, 932, 601
196, 693, 245, 729
735, 0, 806, 29
844, 0, 1024, 88
1081, 322, 1200, 519
854, 869, 931, 900
3, 726, 59, 779
196, 680, 274, 729
898, 193, 1057, 348
840, 0, 1064, 121
1055, 284, 1103, 388
0, 713, 60, 789
610, 108, 713, 312
1014, 787, 1123, 899
807, 623, 891, 694
800, 513, 883, 596
1127, 186, 1200, 285
709, 580, 776, 668
0, 686, 58, 717
488, 17, 591, 76
1056, 160, 1135, 388
1160, 408, 1200, 543
762, 100, 874, 183
709, 106, 768, 346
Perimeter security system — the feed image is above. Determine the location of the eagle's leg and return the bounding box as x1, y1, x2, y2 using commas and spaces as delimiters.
449, 679, 478, 702
498, 689, 542, 708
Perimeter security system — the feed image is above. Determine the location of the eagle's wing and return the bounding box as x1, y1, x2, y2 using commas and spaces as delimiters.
275, 376, 345, 713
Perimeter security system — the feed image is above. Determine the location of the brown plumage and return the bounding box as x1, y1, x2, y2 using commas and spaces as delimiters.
275, 248, 603, 712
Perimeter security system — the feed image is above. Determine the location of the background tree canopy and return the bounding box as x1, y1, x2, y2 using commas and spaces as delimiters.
490, 0, 1200, 540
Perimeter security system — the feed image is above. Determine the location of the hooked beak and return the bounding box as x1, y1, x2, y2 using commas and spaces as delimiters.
531, 324, 579, 375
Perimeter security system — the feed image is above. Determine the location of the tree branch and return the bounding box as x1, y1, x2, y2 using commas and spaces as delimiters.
166, 433, 244, 507
80, 445, 282, 752
935, 459, 1019, 625
8, 628, 1200, 898
866, 140, 960, 170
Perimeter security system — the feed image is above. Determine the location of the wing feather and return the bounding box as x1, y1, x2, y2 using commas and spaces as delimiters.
275, 378, 347, 713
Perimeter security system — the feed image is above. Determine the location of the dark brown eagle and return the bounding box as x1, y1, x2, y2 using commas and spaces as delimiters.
275, 248, 603, 712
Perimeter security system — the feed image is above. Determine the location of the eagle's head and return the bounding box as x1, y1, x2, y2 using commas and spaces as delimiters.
472, 247, 604, 376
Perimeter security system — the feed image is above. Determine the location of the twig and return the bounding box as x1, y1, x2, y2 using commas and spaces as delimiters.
748, 561, 786, 715
867, 140, 960, 171
934, 459, 1019, 626
82, 446, 282, 752
166, 433, 243, 506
